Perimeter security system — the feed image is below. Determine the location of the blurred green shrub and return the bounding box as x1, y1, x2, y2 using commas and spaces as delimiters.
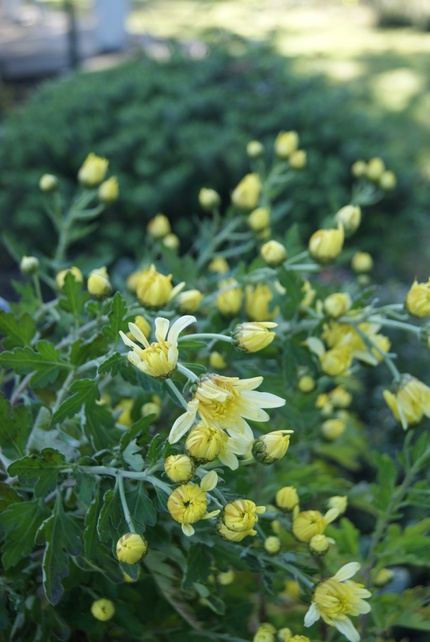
368, 0, 430, 29
0, 42, 427, 275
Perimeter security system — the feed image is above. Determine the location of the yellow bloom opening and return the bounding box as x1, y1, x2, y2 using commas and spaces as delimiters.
233, 321, 277, 352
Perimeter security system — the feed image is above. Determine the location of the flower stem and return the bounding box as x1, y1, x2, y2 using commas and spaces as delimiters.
178, 333, 233, 344
177, 363, 200, 383
165, 379, 189, 410
117, 475, 136, 533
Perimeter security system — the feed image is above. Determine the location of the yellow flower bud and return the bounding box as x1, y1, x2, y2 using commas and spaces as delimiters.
323, 293, 352, 318
20, 255, 40, 276
208, 256, 229, 275
351, 251, 373, 274
216, 280, 243, 317
147, 214, 171, 239
321, 418, 346, 441
87, 266, 112, 298
98, 176, 119, 203
277, 628, 293, 642
405, 279, 430, 317
127, 315, 151, 341
366, 157, 385, 181
245, 284, 279, 322
231, 173, 261, 211
247, 140, 264, 159
78, 153, 109, 187
283, 580, 301, 600
328, 386, 352, 408
91, 598, 115, 621
351, 159, 366, 178
186, 422, 225, 462
309, 227, 344, 263
114, 399, 133, 427
116, 533, 148, 564
141, 401, 161, 420
164, 454, 195, 484
292, 509, 326, 543
252, 430, 293, 465
136, 265, 175, 309
327, 495, 348, 515
373, 568, 394, 587
248, 207, 270, 232
39, 173, 58, 192
177, 289, 204, 314
290, 636, 310, 642
209, 351, 228, 370
264, 535, 281, 554
56, 266, 83, 289
309, 533, 331, 556
163, 233, 180, 250
274, 131, 299, 159
168, 483, 208, 532
260, 623, 277, 634
254, 629, 275, 642
199, 187, 221, 211
301, 280, 316, 308
123, 567, 141, 582
217, 569, 235, 585
275, 486, 299, 511
334, 205, 361, 236
379, 170, 396, 191
233, 321, 277, 352
289, 149, 307, 170
298, 375, 315, 393
320, 346, 352, 376
260, 240, 287, 266
222, 499, 265, 533
217, 521, 256, 541
383, 374, 430, 430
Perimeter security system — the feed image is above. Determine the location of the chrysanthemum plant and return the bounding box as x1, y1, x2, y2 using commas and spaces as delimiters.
1, 142, 430, 642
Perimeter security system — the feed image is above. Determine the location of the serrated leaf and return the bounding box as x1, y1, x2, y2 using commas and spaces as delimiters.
83, 486, 101, 559
98, 351, 123, 375
0, 396, 32, 459
69, 333, 109, 367
38, 495, 83, 605
126, 484, 157, 529
0, 311, 35, 349
182, 544, 211, 589
59, 273, 88, 317
51, 378, 99, 424
8, 448, 67, 498
97, 486, 123, 544
1, 499, 50, 569
0, 481, 21, 512
0, 340, 71, 386
103, 291, 129, 343
84, 401, 118, 452
119, 414, 153, 452
123, 438, 145, 471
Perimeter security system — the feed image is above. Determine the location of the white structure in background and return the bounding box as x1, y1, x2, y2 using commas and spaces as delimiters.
93, 0, 129, 52
2, 0, 22, 21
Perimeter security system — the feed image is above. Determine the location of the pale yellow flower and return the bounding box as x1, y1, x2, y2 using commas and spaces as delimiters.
261, 240, 287, 266
351, 252, 373, 274
222, 499, 266, 532
216, 279, 243, 316
120, 315, 196, 379
335, 205, 361, 236
169, 374, 285, 444
208, 256, 229, 275
231, 173, 261, 210
233, 321, 277, 352
289, 149, 307, 170
309, 226, 344, 263
366, 157, 385, 181
199, 187, 221, 211
116, 533, 148, 564
246, 284, 279, 321
167, 480, 219, 536
304, 562, 371, 642
98, 176, 119, 203
87, 266, 112, 298
147, 213, 171, 239
185, 422, 250, 470
56, 266, 83, 289
276, 486, 299, 512
177, 289, 204, 314
248, 207, 270, 232
252, 430, 293, 465
383, 375, 430, 430
164, 454, 195, 484
91, 598, 115, 621
135, 264, 185, 309
405, 279, 430, 317
292, 507, 339, 543
274, 130, 299, 158
324, 293, 352, 319
78, 153, 109, 187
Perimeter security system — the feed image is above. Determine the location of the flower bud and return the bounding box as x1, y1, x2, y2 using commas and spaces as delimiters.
164, 454, 195, 484
199, 187, 221, 211
245, 284, 279, 322
217, 569, 235, 585
116, 533, 148, 564
136, 264, 175, 309
147, 214, 171, 239
323, 292, 352, 319
334, 205, 361, 236
231, 173, 261, 211
327, 495, 348, 515
87, 266, 112, 298
374, 568, 394, 588
309, 533, 331, 556
351, 159, 366, 178
254, 629, 275, 642
78, 153, 109, 187
321, 418, 346, 441
274, 131, 299, 159
366, 157, 385, 182
216, 280, 243, 316
309, 227, 344, 263
298, 375, 315, 393
208, 256, 229, 275
276, 486, 299, 511
20, 255, 40, 276
233, 321, 277, 352
292, 509, 325, 543
264, 535, 281, 554
328, 386, 352, 408
39, 173, 58, 192
91, 598, 115, 621
278, 628, 293, 642
209, 351, 228, 370
260, 240, 287, 266
163, 233, 180, 250
186, 422, 225, 462
127, 315, 151, 341
252, 430, 293, 465
56, 266, 83, 289
141, 401, 161, 420
98, 176, 119, 203
351, 251, 373, 274
320, 347, 352, 376
177, 289, 204, 313
247, 140, 264, 158
379, 170, 396, 191
289, 149, 307, 170
405, 279, 430, 317
248, 207, 270, 232
222, 499, 265, 533
115, 399, 133, 427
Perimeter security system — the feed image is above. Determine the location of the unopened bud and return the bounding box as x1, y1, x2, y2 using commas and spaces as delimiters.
260, 240, 287, 266
199, 187, 221, 211
20, 255, 40, 276
39, 173, 58, 192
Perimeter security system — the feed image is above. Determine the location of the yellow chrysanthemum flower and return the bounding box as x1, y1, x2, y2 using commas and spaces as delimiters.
116, 533, 148, 564
120, 315, 196, 379
233, 321, 277, 352
292, 507, 338, 543
304, 562, 371, 642
383, 374, 430, 430
405, 279, 430, 317
135, 264, 185, 308
252, 430, 293, 465
185, 422, 251, 470
78, 153, 109, 187
216, 279, 243, 316
222, 499, 266, 532
164, 454, 195, 484
168, 374, 285, 444
167, 476, 219, 536
231, 173, 262, 210
245, 284, 279, 321
308, 226, 344, 263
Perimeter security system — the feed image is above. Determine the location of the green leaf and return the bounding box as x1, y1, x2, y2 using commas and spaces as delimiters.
182, 544, 212, 589
0, 311, 35, 349
0, 396, 32, 459
126, 484, 157, 530
372, 452, 398, 511
119, 414, 153, 452
84, 401, 118, 452
0, 340, 71, 387
326, 518, 359, 555
8, 448, 67, 498
122, 438, 145, 472
69, 333, 109, 367
98, 351, 123, 375
51, 378, 99, 424
103, 291, 129, 343
59, 273, 88, 317
83, 486, 101, 560
1, 499, 50, 569
37, 495, 83, 605
97, 486, 123, 544
0, 481, 21, 512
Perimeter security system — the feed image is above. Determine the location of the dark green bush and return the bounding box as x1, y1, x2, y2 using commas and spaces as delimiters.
0, 41, 427, 276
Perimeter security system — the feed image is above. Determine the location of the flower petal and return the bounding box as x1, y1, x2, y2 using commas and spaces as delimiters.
168, 315, 197, 344
154, 317, 170, 343
168, 408, 197, 443
119, 330, 139, 350
181, 523, 195, 536
304, 602, 320, 627
332, 562, 361, 582
334, 616, 360, 642
241, 390, 286, 408
128, 322, 150, 348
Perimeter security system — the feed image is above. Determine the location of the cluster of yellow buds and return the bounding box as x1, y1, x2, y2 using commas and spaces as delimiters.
245, 284, 279, 321
274, 131, 307, 169
253, 623, 310, 642
351, 157, 396, 190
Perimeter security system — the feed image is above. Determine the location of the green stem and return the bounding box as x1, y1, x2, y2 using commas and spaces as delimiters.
368, 316, 420, 336
196, 217, 242, 269
165, 378, 189, 410
177, 363, 200, 383
178, 332, 233, 344
352, 323, 401, 382
33, 275, 43, 304
117, 475, 136, 533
